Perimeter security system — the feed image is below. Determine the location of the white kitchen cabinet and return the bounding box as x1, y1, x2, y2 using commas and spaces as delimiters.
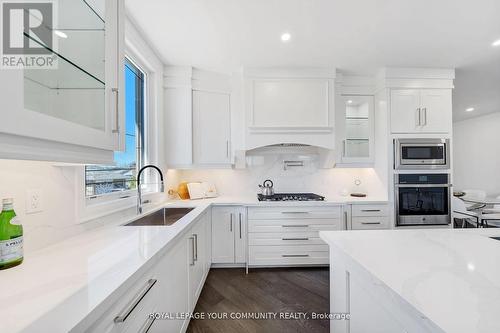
192, 90, 231, 165
188, 211, 211, 310
247, 206, 342, 266
164, 67, 233, 168
0, 0, 125, 164
211, 206, 247, 264
390, 89, 452, 134
336, 95, 375, 165
348, 204, 390, 230
87, 241, 187, 333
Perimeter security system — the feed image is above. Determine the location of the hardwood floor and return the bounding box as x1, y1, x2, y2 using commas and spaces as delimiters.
187, 267, 330, 333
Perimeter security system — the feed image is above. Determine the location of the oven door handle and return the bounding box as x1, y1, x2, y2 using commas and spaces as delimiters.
395, 184, 453, 188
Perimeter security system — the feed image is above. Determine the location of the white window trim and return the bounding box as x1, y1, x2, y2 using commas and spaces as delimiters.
76, 18, 164, 223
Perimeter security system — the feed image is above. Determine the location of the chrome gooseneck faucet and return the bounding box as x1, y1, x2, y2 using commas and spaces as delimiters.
137, 165, 164, 214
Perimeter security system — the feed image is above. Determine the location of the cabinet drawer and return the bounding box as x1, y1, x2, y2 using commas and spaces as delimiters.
248, 231, 326, 246
249, 219, 341, 233
87, 273, 159, 333
351, 216, 390, 230
249, 245, 329, 266
248, 206, 342, 220
352, 204, 388, 217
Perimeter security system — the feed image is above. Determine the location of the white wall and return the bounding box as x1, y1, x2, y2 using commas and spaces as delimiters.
453, 112, 500, 195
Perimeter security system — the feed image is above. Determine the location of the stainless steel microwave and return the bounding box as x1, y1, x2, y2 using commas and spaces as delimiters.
394, 138, 449, 169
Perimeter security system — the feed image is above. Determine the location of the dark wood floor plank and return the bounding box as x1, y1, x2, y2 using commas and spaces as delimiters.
187, 267, 330, 333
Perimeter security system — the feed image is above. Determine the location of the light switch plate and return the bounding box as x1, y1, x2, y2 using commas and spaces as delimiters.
26, 189, 43, 214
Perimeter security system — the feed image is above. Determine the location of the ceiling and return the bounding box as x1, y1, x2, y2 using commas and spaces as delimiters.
126, 0, 500, 121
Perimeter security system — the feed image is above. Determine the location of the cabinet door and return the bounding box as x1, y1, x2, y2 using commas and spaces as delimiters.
234, 208, 247, 263
155, 239, 189, 333
189, 218, 207, 310
211, 207, 235, 263
338, 95, 374, 164
192, 90, 231, 164
390, 89, 421, 133
0, 0, 124, 158
419, 89, 452, 133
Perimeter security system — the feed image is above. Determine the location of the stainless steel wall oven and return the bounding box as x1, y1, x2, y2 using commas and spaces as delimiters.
395, 173, 451, 226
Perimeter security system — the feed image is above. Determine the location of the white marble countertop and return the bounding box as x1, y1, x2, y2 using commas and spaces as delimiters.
0, 195, 387, 333
320, 228, 500, 333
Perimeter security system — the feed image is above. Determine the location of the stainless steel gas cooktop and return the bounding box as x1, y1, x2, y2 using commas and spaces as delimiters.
257, 193, 325, 202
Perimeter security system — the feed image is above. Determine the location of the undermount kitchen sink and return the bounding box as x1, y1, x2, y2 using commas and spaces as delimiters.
124, 207, 194, 226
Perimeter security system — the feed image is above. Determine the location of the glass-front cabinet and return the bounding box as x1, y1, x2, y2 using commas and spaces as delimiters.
337, 95, 375, 165
0, 0, 124, 164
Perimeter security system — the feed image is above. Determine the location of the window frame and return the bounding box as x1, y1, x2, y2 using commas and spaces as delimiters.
83, 57, 146, 203
75, 27, 163, 222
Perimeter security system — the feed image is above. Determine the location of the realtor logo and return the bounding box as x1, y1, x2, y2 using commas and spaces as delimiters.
1, 0, 57, 68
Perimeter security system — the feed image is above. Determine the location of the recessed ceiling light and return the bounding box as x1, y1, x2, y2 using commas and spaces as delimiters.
280, 33, 291, 42
347, 100, 353, 104
54, 30, 68, 38
492, 39, 500, 47
465, 107, 475, 112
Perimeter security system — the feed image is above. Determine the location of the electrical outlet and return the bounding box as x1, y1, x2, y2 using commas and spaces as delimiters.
26, 189, 43, 214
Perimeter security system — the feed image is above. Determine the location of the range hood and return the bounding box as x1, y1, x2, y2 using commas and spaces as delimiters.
234, 143, 336, 169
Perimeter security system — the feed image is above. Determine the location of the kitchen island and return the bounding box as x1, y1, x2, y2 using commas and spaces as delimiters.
319, 229, 500, 333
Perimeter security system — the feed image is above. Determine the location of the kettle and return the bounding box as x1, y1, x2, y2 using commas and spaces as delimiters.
259, 179, 275, 196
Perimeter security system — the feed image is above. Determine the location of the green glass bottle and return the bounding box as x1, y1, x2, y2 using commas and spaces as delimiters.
0, 198, 23, 270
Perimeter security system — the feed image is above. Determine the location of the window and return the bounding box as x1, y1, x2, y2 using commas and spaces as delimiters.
85, 59, 145, 198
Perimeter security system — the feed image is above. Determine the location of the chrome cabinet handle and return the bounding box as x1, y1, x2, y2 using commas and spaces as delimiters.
193, 234, 198, 262
230, 213, 233, 232
112, 88, 119, 133
239, 213, 242, 239
281, 211, 310, 214
343, 139, 346, 157
114, 279, 157, 323
361, 222, 381, 225
226, 141, 230, 158
422, 107, 427, 125
361, 209, 381, 212
189, 237, 195, 266
416, 107, 421, 126
138, 315, 156, 333
282, 254, 310, 258
282, 224, 309, 228
282, 237, 309, 241
344, 211, 348, 230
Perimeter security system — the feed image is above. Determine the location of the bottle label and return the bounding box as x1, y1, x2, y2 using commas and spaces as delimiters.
0, 236, 23, 264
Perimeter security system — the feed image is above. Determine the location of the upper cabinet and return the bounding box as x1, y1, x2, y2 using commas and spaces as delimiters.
244, 68, 336, 150
377, 68, 455, 135
336, 95, 375, 165
164, 67, 233, 168
192, 91, 231, 165
391, 89, 452, 134
0, 0, 124, 164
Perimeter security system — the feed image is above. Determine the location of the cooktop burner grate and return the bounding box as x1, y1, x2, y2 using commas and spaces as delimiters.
257, 193, 325, 201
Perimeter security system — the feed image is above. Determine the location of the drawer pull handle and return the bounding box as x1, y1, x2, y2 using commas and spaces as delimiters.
282, 224, 309, 228
281, 211, 310, 214
138, 315, 156, 333
114, 279, 157, 323
193, 234, 198, 262
361, 222, 381, 225
189, 237, 195, 266
282, 237, 309, 241
282, 254, 310, 258
361, 209, 381, 212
